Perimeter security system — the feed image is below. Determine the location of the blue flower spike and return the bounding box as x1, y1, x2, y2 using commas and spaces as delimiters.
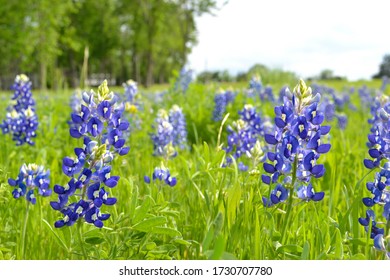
51, 80, 129, 228
1, 74, 38, 145
262, 79, 330, 207
9, 163, 51, 204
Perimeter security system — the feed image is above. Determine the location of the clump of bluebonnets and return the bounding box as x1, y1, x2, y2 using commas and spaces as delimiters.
169, 105, 188, 150
247, 75, 274, 101
147, 105, 186, 187
313, 83, 355, 130
123, 79, 138, 104
150, 109, 176, 159
364, 94, 390, 169
358, 85, 376, 109
122, 79, 143, 131
212, 88, 236, 121
0, 74, 38, 145
380, 76, 389, 93
224, 104, 273, 171
70, 89, 83, 114
51, 80, 129, 228
359, 92, 390, 257
262, 79, 330, 207
9, 163, 51, 204
150, 105, 188, 159
174, 67, 193, 93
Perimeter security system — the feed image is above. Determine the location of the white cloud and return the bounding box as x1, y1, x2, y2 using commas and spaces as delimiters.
188, 0, 390, 80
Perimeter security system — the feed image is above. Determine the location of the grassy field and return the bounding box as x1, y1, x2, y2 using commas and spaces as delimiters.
0, 77, 387, 260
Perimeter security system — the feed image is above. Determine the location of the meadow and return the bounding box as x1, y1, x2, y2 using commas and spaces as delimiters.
0, 74, 387, 260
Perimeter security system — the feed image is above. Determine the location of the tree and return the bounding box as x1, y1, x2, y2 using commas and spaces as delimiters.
319, 69, 334, 80
0, 0, 225, 89
373, 54, 390, 79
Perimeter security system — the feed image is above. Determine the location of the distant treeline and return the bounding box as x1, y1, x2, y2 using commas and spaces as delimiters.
0, 0, 219, 90
196, 64, 299, 86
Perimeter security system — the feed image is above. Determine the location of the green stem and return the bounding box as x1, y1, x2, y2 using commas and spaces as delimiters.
281, 156, 298, 244
21, 201, 30, 259
76, 220, 88, 260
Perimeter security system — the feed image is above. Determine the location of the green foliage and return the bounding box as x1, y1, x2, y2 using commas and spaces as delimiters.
0, 0, 219, 89
373, 54, 390, 79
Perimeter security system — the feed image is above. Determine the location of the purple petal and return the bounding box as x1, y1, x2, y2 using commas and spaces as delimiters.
261, 175, 271, 185
263, 163, 276, 173
317, 144, 331, 154
264, 134, 278, 145
312, 192, 324, 201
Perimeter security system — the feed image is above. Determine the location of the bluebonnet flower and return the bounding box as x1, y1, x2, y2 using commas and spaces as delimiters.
123, 79, 138, 104
144, 165, 177, 187
381, 76, 389, 93
150, 109, 177, 158
261, 79, 330, 207
364, 95, 390, 169
0, 74, 38, 145
148, 105, 186, 188
297, 183, 324, 202
120, 79, 143, 132
174, 67, 193, 93
8, 163, 51, 204
262, 184, 288, 207
373, 234, 390, 259
319, 97, 336, 122
314, 83, 353, 130
70, 89, 83, 114
247, 75, 274, 101
247, 75, 262, 98
224, 104, 272, 171
51, 80, 129, 228
278, 86, 289, 103
169, 105, 188, 150
337, 114, 347, 130
359, 92, 390, 257
212, 88, 236, 121
358, 85, 375, 109
358, 210, 384, 239
151, 105, 188, 158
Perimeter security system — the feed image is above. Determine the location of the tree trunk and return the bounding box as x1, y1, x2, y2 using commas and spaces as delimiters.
40, 60, 47, 90
146, 52, 154, 87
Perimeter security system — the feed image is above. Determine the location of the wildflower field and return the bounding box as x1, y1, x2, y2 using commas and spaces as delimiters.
0, 73, 388, 261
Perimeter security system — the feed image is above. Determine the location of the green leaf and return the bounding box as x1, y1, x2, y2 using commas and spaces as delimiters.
346, 238, 368, 247
301, 241, 310, 260
276, 244, 303, 254
85, 237, 105, 245
133, 195, 152, 224
203, 141, 210, 163
351, 253, 366, 260
132, 216, 167, 232
150, 227, 182, 237
202, 226, 214, 251
334, 228, 344, 259
142, 242, 157, 251
210, 235, 225, 260
173, 239, 192, 246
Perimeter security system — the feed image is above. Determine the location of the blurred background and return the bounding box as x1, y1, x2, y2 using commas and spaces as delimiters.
0, 0, 389, 90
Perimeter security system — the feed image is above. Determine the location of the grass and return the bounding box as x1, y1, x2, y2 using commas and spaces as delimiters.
0, 78, 387, 260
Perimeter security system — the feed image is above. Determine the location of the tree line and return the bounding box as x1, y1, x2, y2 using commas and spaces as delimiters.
0, 0, 219, 90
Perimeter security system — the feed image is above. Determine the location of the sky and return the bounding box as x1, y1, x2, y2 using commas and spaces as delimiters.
188, 0, 390, 81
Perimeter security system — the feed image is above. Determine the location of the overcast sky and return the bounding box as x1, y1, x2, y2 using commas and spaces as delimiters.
188, 0, 390, 81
